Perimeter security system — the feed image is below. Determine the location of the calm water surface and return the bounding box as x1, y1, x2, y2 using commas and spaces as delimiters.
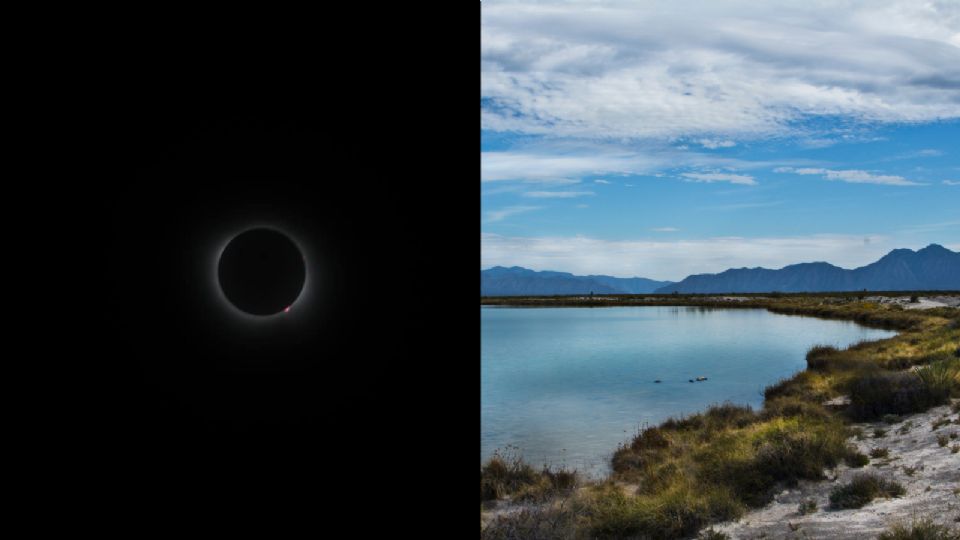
481, 306, 897, 478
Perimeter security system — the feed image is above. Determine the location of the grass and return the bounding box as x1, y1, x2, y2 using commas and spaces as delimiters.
938, 434, 950, 447
902, 464, 922, 476
933, 417, 953, 430
797, 498, 817, 515
481, 448, 578, 503
829, 473, 906, 509
481, 295, 960, 537
871, 447, 890, 459
877, 518, 960, 540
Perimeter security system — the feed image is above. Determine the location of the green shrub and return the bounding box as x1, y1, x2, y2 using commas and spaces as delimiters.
846, 450, 870, 468
806, 345, 839, 370
631, 426, 672, 451
914, 360, 960, 400
660, 403, 757, 432
481, 451, 577, 503
581, 484, 744, 540
701, 420, 853, 507
877, 517, 960, 540
481, 451, 540, 502
829, 473, 905, 509
797, 499, 817, 515
762, 397, 831, 422
847, 372, 948, 421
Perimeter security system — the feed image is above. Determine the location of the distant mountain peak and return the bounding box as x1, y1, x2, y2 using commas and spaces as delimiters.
655, 244, 959, 294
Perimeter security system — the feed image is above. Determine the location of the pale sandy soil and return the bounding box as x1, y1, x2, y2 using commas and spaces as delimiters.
867, 295, 960, 310
713, 401, 960, 539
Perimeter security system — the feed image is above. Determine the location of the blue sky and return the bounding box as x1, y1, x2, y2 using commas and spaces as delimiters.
481, 0, 960, 281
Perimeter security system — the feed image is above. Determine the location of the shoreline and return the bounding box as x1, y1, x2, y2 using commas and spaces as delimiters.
481, 294, 960, 538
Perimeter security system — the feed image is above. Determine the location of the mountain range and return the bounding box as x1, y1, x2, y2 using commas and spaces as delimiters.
481, 266, 674, 296
481, 244, 960, 296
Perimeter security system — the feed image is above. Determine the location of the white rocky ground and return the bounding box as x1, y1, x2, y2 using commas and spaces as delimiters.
867, 295, 960, 310
713, 401, 960, 539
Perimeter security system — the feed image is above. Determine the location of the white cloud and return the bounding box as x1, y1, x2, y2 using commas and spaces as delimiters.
681, 172, 757, 185
699, 139, 737, 149
483, 206, 542, 223
523, 190, 595, 198
481, 232, 907, 281
482, 1, 960, 140
594, 179, 612, 184
944, 180, 960, 185
481, 151, 660, 182
651, 227, 679, 232
777, 167, 924, 186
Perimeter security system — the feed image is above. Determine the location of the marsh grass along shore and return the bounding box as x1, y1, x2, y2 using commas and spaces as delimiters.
480, 293, 960, 539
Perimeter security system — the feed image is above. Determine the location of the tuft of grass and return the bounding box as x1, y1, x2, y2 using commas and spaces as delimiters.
884, 414, 904, 424
938, 434, 949, 447
698, 529, 731, 540
951, 444, 959, 454
847, 371, 949, 422
902, 464, 922, 477
875, 428, 889, 438
933, 417, 953, 430
846, 450, 870, 468
481, 503, 578, 540
914, 359, 960, 401
871, 447, 890, 459
481, 450, 578, 503
797, 499, 817, 515
806, 345, 839, 371
877, 518, 960, 540
761, 397, 831, 422
577, 483, 744, 540
829, 473, 905, 509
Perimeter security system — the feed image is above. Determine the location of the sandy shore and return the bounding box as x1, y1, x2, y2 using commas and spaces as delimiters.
713, 401, 960, 539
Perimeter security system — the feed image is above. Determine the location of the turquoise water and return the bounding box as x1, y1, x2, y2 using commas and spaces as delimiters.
481, 306, 897, 478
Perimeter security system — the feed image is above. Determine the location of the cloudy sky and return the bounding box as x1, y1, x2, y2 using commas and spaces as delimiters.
481, 0, 960, 280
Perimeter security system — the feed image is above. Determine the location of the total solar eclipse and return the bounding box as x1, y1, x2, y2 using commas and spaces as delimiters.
217, 228, 306, 316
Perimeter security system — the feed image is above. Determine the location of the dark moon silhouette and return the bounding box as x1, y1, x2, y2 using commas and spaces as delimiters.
218, 228, 306, 315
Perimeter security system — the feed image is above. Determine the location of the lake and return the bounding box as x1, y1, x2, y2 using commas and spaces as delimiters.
480, 306, 897, 478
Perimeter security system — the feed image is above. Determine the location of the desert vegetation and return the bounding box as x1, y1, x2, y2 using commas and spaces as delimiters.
877, 518, 960, 540
481, 295, 960, 538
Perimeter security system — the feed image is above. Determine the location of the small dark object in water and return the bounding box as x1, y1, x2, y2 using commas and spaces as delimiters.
689, 379, 694, 383
696, 376, 708, 381
654, 380, 662, 383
